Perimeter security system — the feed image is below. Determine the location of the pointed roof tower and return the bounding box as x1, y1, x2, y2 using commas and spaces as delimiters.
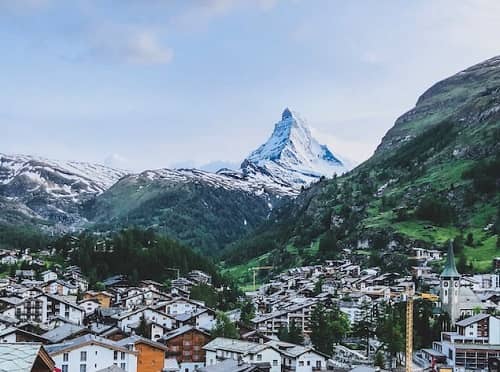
440, 241, 460, 278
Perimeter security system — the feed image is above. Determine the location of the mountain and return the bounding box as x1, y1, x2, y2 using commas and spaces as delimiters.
0, 109, 352, 253
241, 108, 348, 188
223, 56, 500, 282
0, 153, 128, 229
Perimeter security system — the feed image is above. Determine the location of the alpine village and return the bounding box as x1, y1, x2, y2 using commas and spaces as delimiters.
1, 4, 500, 372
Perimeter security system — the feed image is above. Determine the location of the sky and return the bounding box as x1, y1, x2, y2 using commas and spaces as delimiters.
2, 0, 500, 171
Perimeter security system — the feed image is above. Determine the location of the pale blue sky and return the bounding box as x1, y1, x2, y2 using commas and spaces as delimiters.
2, 0, 500, 170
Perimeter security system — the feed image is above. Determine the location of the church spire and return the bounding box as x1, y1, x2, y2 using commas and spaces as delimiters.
441, 241, 460, 278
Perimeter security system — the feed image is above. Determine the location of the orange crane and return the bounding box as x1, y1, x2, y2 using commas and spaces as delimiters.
248, 266, 274, 290
406, 291, 438, 372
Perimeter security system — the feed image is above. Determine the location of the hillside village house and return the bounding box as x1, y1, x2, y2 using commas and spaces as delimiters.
46, 334, 138, 372
116, 335, 169, 372
162, 325, 211, 372
203, 337, 282, 372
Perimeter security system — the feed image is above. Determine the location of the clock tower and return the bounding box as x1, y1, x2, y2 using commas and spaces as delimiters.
440, 242, 461, 324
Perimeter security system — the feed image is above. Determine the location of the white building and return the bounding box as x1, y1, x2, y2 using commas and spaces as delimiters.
42, 271, 58, 283
203, 337, 282, 372
46, 334, 138, 372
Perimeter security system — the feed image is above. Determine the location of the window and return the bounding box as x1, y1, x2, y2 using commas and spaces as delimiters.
316, 361, 322, 368
120, 363, 126, 369
121, 352, 125, 360
80, 365, 86, 372
257, 354, 262, 361
63, 353, 69, 362
114, 351, 118, 360
273, 360, 278, 366
299, 361, 304, 366
307, 361, 310, 366
80, 351, 87, 361
62, 366, 68, 372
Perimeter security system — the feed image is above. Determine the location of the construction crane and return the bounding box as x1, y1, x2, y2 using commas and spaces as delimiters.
405, 291, 439, 372
248, 266, 274, 290
406, 289, 414, 372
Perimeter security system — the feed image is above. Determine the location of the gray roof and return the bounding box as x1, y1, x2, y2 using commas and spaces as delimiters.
203, 337, 270, 355
45, 334, 134, 355
161, 325, 209, 341
0, 343, 49, 372
42, 323, 87, 343
96, 366, 126, 372
115, 335, 168, 351
455, 313, 490, 327
196, 359, 264, 372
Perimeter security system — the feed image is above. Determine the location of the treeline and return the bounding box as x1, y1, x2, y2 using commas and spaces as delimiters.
0, 224, 51, 250
54, 228, 220, 287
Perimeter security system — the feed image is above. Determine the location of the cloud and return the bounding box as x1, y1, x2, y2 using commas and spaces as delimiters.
104, 153, 130, 170
310, 127, 377, 165
88, 27, 173, 65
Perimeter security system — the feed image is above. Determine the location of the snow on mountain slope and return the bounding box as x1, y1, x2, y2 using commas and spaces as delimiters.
0, 153, 129, 226
242, 108, 348, 188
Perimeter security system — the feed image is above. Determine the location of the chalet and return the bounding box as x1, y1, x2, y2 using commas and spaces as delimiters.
161, 325, 211, 372
113, 307, 175, 339
203, 337, 282, 372
116, 335, 168, 372
266, 340, 330, 371
78, 298, 101, 315
83, 291, 114, 308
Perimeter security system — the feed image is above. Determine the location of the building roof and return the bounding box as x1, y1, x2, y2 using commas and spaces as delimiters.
161, 325, 210, 341
115, 335, 168, 351
41, 323, 87, 343
0, 343, 54, 372
95, 366, 126, 372
455, 313, 490, 327
266, 340, 329, 359
203, 337, 271, 355
163, 358, 180, 371
441, 242, 460, 278
197, 359, 266, 372
45, 334, 137, 356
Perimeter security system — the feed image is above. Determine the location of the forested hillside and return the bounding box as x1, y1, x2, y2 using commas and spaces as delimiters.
223, 56, 500, 285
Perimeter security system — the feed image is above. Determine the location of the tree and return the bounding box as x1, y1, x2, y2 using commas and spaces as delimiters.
212, 312, 239, 339
239, 299, 255, 326
310, 304, 349, 356
466, 232, 474, 246
376, 303, 405, 367
136, 315, 151, 339
457, 253, 468, 274
190, 284, 218, 308
352, 300, 375, 357
278, 320, 304, 345
313, 279, 324, 296
374, 352, 385, 369
453, 235, 464, 254
318, 230, 338, 260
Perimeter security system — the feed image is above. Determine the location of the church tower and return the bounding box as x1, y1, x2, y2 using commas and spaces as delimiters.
440, 242, 461, 324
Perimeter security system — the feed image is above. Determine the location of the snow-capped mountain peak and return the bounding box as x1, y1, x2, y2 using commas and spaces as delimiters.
242, 108, 348, 188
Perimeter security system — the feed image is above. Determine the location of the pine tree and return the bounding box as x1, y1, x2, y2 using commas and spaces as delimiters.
212, 312, 239, 339
352, 300, 374, 356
